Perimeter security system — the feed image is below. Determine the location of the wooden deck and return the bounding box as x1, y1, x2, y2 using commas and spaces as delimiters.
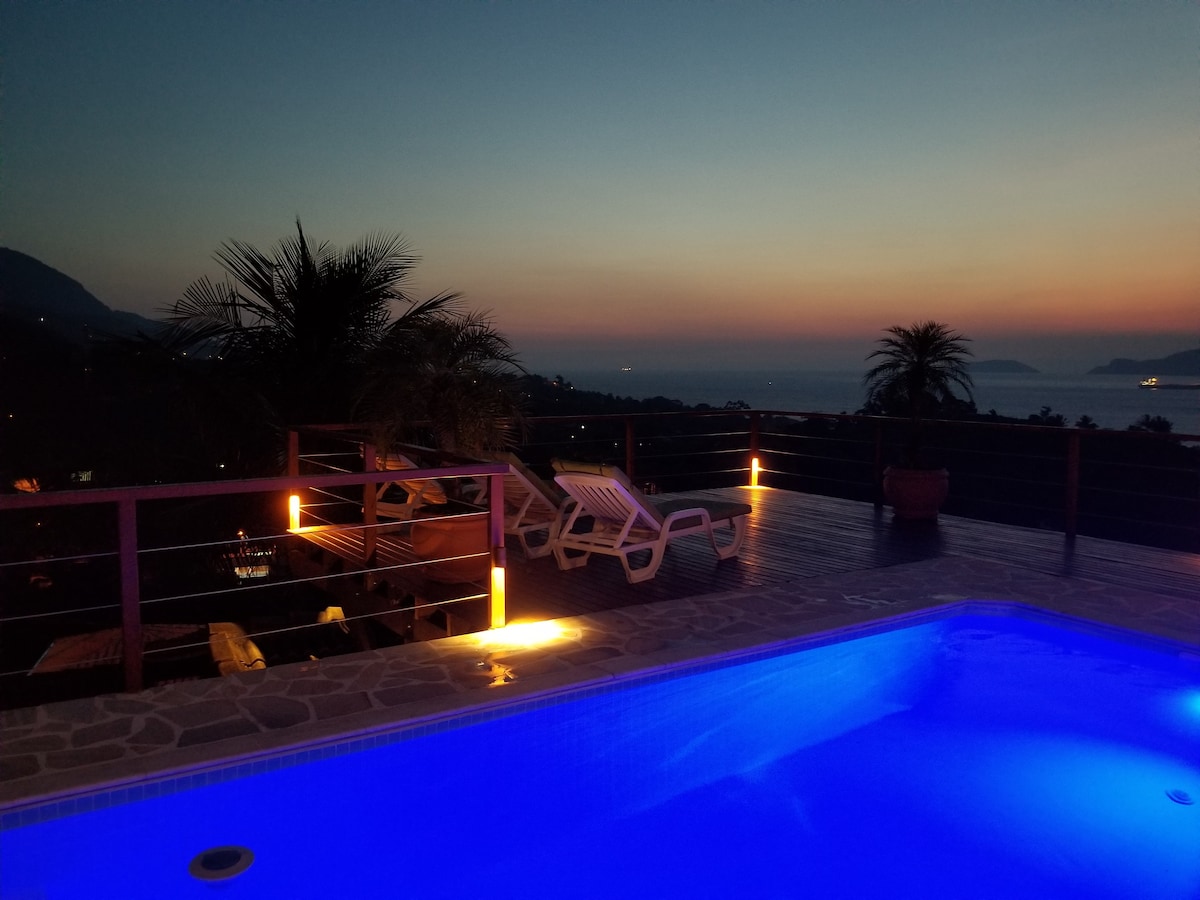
504, 486, 1199, 622
293, 487, 1199, 631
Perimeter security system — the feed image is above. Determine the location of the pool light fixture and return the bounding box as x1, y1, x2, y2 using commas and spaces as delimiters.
189, 846, 255, 881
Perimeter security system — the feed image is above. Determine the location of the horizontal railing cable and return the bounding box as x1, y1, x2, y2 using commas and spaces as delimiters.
0, 549, 118, 570
1, 601, 123, 624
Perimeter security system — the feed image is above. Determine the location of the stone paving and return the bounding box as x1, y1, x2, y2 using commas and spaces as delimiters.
3, 554, 1200, 815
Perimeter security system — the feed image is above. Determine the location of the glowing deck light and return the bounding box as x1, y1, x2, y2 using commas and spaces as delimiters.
490, 565, 506, 629
288, 494, 300, 531
750, 457, 761, 488
475, 620, 568, 649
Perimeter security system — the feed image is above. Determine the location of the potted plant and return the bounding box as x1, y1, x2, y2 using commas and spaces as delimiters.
862, 321, 974, 520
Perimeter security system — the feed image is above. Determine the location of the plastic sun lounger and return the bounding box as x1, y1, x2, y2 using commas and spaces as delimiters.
373, 453, 450, 519
550, 461, 752, 583
489, 452, 567, 559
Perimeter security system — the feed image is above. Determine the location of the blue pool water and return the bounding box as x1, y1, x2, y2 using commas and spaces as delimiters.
3, 607, 1199, 899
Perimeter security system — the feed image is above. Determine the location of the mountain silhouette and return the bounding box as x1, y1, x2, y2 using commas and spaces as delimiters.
0, 247, 163, 345
1088, 348, 1200, 376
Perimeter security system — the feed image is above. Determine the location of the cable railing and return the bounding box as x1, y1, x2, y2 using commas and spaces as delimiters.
518, 409, 1199, 551
1, 410, 1195, 711
0, 450, 508, 709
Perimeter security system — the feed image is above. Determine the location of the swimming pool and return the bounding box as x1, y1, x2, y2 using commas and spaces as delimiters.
2, 605, 1199, 899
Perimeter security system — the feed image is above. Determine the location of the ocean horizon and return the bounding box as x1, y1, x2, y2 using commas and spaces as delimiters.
564, 369, 1200, 437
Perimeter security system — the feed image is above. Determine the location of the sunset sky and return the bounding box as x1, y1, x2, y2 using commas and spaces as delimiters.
1, 1, 1196, 373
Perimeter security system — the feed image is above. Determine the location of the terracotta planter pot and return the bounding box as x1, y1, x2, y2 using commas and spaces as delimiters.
410, 515, 489, 583
882, 466, 949, 521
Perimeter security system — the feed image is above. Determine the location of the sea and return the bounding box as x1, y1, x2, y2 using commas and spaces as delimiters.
567, 369, 1200, 437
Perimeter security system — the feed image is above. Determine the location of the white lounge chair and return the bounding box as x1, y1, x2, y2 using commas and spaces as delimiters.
550, 460, 752, 583
489, 452, 567, 559
374, 452, 450, 519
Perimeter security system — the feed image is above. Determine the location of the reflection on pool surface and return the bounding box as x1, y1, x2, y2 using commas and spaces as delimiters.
3, 606, 1199, 899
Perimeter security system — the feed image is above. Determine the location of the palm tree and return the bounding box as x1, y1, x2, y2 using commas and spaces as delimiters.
1129, 414, 1173, 434
863, 321, 974, 467
356, 302, 527, 457
163, 219, 457, 427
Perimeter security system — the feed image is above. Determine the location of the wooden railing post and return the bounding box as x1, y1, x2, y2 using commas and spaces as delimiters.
1065, 429, 1080, 538
117, 496, 143, 693
873, 420, 885, 509
362, 441, 378, 569
749, 411, 760, 463
287, 429, 299, 477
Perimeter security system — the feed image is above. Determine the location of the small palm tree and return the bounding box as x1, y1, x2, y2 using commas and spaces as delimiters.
1129, 414, 1173, 434
356, 302, 526, 457
863, 321, 974, 467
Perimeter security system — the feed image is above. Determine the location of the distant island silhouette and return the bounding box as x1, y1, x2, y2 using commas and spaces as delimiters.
1088, 348, 1200, 376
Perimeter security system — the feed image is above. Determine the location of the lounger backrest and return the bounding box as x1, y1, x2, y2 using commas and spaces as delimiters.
493, 452, 563, 514
551, 460, 665, 528
378, 453, 449, 505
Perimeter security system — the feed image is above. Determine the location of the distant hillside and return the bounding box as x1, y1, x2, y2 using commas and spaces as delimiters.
0, 247, 162, 345
1088, 348, 1200, 376
971, 359, 1038, 374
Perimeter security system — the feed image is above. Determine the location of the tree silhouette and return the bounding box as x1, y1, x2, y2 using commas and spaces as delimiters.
356, 305, 526, 456
1028, 406, 1066, 427
163, 220, 457, 427
1129, 414, 1174, 434
863, 321, 974, 466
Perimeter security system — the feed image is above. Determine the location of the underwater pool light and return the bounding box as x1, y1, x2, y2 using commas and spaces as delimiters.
1182, 689, 1200, 718
189, 846, 254, 881
1166, 789, 1194, 805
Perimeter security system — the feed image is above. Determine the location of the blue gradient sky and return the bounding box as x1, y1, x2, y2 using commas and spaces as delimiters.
1, 1, 1196, 373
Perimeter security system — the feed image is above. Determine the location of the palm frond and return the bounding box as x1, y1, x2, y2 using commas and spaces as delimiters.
863, 320, 974, 420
